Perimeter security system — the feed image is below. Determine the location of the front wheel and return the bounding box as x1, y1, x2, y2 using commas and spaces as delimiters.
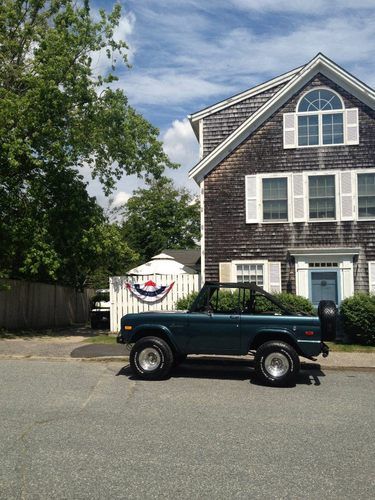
130, 337, 174, 380
254, 341, 300, 387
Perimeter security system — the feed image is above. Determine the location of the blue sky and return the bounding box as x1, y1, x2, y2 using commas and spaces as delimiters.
87, 0, 375, 207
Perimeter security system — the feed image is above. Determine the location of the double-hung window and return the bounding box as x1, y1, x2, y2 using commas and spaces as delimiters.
262, 177, 288, 221
309, 175, 336, 219
236, 263, 264, 286
297, 89, 344, 147
358, 173, 375, 218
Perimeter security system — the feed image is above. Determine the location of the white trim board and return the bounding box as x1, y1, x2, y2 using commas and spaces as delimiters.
290, 248, 360, 257
188, 53, 375, 184
188, 66, 303, 138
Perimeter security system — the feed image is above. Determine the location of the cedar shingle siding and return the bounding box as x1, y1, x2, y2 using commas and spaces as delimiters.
202, 84, 285, 157
203, 74, 375, 293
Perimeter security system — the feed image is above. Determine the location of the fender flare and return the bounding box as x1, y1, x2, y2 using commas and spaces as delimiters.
249, 328, 299, 352
130, 324, 179, 351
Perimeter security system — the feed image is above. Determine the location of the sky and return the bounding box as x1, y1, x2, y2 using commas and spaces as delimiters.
87, 0, 375, 208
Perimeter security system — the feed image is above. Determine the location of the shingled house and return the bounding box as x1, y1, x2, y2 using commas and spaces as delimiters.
188, 54, 375, 306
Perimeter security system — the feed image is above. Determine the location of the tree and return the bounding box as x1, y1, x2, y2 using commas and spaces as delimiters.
120, 177, 200, 262
0, 0, 174, 285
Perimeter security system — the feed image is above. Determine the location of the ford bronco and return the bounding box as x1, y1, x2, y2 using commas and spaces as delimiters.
117, 282, 336, 386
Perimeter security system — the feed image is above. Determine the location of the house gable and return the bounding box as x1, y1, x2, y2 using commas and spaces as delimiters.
189, 53, 375, 184
202, 72, 375, 290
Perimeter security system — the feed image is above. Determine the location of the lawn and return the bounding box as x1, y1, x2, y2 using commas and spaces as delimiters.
84, 334, 117, 344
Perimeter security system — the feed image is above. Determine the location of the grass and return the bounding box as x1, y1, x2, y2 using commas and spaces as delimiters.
83, 334, 117, 344
0, 328, 56, 339
326, 342, 375, 353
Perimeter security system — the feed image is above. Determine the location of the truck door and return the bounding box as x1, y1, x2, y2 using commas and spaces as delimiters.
186, 286, 241, 354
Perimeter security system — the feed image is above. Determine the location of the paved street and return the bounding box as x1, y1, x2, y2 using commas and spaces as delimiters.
0, 359, 374, 500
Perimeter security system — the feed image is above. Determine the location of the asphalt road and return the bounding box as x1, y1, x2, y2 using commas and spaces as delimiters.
0, 359, 374, 500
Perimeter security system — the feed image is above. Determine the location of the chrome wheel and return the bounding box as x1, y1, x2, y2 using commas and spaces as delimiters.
138, 347, 161, 372
264, 352, 289, 378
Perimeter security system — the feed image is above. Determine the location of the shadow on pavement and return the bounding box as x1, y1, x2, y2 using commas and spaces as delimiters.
116, 357, 326, 387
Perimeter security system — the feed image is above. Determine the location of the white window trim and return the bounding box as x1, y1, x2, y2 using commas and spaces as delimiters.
296, 87, 346, 148
356, 170, 375, 221
258, 173, 292, 224
296, 87, 345, 112
307, 171, 340, 223
231, 260, 269, 291
246, 168, 375, 225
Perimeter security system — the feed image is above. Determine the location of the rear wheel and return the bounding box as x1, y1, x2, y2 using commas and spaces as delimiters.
130, 336, 174, 380
254, 341, 300, 387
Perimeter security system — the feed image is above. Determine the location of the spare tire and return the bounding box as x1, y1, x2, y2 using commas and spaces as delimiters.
318, 300, 337, 341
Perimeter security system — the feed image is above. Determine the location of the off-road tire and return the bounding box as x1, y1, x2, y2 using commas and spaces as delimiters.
130, 336, 174, 380
318, 300, 337, 341
254, 341, 300, 387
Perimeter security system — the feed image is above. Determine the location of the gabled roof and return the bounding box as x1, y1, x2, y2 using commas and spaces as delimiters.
188, 53, 375, 184
188, 65, 304, 139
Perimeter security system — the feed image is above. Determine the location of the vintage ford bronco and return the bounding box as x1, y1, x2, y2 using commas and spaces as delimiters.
117, 282, 336, 386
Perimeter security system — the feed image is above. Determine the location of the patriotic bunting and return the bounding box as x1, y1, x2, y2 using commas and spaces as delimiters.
126, 280, 174, 303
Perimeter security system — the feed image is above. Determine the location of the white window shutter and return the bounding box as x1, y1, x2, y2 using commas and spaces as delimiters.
283, 113, 297, 149
369, 262, 375, 293
245, 175, 259, 223
219, 262, 233, 283
345, 108, 359, 145
292, 173, 306, 222
268, 262, 282, 293
340, 171, 354, 221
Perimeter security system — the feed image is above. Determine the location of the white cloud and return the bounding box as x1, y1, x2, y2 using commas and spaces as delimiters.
91, 10, 136, 76
111, 191, 131, 208
162, 118, 199, 168
231, 0, 375, 14
124, 72, 233, 106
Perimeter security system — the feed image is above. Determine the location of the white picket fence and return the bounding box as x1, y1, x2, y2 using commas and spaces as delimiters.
109, 274, 201, 332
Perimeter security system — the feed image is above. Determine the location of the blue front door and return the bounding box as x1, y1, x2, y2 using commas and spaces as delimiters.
310, 270, 339, 305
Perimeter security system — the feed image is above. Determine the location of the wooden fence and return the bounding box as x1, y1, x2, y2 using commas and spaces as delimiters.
0, 279, 94, 330
110, 274, 201, 332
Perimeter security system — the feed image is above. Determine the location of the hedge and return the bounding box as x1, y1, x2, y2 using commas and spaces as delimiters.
340, 293, 375, 345
176, 290, 315, 315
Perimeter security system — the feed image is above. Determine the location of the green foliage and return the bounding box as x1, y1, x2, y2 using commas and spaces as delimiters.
120, 177, 200, 262
176, 292, 199, 310
0, 0, 171, 286
176, 290, 315, 315
340, 294, 375, 345
265, 293, 315, 315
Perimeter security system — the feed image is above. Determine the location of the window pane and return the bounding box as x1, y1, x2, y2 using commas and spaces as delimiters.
262, 178, 288, 220
236, 264, 264, 285
322, 113, 343, 145
309, 175, 336, 219
358, 174, 375, 218
298, 89, 343, 112
298, 115, 319, 146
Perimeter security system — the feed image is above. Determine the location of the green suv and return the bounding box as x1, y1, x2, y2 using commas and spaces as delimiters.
117, 282, 336, 386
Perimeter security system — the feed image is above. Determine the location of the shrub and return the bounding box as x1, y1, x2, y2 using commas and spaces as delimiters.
340, 293, 375, 345
176, 291, 199, 310
176, 289, 315, 315
271, 293, 316, 315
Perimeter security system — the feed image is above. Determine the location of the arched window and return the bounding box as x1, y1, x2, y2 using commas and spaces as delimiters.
297, 89, 344, 146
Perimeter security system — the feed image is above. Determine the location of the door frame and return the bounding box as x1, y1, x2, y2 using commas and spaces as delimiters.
308, 268, 341, 305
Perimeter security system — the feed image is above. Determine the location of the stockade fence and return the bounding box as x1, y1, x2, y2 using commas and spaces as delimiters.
0, 279, 94, 330
110, 273, 201, 332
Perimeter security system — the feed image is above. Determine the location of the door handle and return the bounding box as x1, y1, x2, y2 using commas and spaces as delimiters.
230, 315, 240, 320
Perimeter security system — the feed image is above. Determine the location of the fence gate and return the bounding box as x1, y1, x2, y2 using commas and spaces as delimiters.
109, 274, 201, 332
